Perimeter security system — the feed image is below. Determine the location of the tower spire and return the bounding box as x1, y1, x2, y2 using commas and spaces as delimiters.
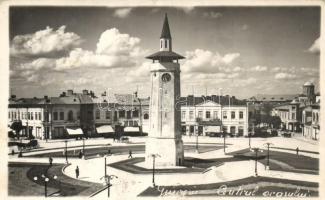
146, 13, 184, 62
160, 13, 171, 39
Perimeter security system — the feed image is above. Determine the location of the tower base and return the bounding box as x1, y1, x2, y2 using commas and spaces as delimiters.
145, 137, 184, 167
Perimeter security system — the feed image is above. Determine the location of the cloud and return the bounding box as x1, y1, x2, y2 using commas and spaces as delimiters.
182, 49, 240, 73
233, 77, 257, 87
64, 77, 92, 85
271, 67, 281, 72
203, 12, 223, 19
16, 28, 146, 72
274, 72, 297, 80
113, 8, 132, 18
176, 7, 195, 14
125, 62, 151, 83
249, 65, 268, 72
10, 26, 82, 57
96, 28, 142, 56
307, 37, 320, 54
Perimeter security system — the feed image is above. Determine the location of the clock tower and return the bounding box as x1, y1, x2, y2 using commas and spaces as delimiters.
145, 14, 185, 166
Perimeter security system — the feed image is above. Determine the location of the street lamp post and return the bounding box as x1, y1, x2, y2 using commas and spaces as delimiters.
248, 132, 251, 149
64, 140, 68, 164
149, 154, 160, 187
264, 142, 273, 170
33, 174, 57, 197
195, 132, 199, 153
251, 148, 263, 177
105, 156, 107, 177
101, 174, 118, 198
223, 131, 226, 154
82, 138, 85, 156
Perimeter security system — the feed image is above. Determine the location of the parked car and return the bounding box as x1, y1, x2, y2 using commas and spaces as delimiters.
120, 136, 129, 143
207, 132, 223, 137
282, 132, 292, 138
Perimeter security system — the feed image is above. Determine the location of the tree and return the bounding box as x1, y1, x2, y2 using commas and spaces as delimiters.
270, 116, 281, 129
10, 120, 23, 140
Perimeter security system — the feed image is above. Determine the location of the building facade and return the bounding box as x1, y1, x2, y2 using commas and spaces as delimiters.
181, 99, 248, 136
302, 104, 320, 140
271, 101, 302, 132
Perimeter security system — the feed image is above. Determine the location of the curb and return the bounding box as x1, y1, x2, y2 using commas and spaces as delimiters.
89, 186, 108, 197
62, 163, 71, 173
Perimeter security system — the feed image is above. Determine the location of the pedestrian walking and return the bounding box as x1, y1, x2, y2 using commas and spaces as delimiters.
128, 149, 133, 158
108, 149, 111, 155
49, 157, 53, 165
75, 166, 79, 179
296, 147, 299, 155
78, 150, 83, 159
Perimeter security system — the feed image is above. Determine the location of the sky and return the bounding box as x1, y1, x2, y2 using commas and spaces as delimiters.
9, 6, 320, 99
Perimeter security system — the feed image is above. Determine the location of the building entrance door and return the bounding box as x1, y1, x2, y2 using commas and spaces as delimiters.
198, 126, 203, 135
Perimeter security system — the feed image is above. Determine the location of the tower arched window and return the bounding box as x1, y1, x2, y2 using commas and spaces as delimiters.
144, 113, 149, 120
68, 110, 73, 121
165, 40, 168, 48
160, 40, 162, 49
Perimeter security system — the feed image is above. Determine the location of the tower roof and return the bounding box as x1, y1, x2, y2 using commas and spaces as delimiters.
146, 51, 185, 60
160, 13, 171, 39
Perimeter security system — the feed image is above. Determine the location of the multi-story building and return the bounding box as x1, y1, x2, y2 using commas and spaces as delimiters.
302, 103, 320, 140
94, 93, 150, 134
8, 90, 150, 139
8, 97, 46, 139
271, 81, 320, 135
180, 95, 248, 136
271, 100, 302, 132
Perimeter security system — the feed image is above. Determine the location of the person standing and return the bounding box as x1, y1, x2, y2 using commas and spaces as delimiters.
75, 166, 79, 179
296, 147, 299, 155
128, 149, 133, 158
49, 157, 53, 165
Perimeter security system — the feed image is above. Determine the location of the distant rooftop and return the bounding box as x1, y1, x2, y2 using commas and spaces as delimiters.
248, 94, 298, 102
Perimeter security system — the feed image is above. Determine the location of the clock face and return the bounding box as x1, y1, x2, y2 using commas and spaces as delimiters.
161, 73, 171, 82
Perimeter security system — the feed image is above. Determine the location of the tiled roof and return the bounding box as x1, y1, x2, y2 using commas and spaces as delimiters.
114, 94, 140, 105
76, 94, 93, 104
9, 98, 46, 105
146, 51, 185, 60
50, 96, 80, 104
180, 95, 246, 106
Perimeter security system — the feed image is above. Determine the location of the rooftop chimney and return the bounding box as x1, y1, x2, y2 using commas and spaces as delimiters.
67, 89, 73, 96
82, 89, 89, 95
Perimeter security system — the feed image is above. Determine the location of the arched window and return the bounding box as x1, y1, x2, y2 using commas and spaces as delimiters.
160, 40, 162, 49
144, 113, 149, 120
68, 110, 73, 121
165, 40, 168, 48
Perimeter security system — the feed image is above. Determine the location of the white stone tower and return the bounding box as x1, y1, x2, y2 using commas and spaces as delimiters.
145, 14, 184, 166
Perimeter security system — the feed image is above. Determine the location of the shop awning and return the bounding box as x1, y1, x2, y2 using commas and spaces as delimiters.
96, 125, 114, 134
66, 128, 83, 135
124, 126, 140, 132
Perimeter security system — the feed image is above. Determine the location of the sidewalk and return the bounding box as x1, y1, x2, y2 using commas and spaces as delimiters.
60, 147, 318, 198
